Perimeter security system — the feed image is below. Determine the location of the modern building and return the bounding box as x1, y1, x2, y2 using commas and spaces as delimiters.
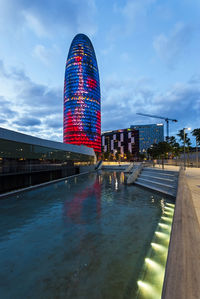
0, 127, 95, 193
63, 33, 101, 153
130, 124, 164, 153
101, 129, 139, 160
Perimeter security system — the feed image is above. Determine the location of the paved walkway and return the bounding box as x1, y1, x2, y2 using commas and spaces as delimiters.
161, 167, 200, 299
185, 168, 200, 225
154, 164, 200, 225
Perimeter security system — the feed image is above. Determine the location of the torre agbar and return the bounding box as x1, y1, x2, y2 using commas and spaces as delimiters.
63, 34, 101, 153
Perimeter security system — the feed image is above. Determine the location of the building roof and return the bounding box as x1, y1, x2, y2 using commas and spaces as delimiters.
130, 124, 164, 128
0, 127, 95, 157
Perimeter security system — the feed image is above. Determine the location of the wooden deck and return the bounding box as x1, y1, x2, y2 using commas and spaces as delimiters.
162, 168, 200, 299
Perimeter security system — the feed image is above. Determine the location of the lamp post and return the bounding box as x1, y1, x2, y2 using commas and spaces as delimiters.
196, 137, 199, 168
183, 127, 191, 170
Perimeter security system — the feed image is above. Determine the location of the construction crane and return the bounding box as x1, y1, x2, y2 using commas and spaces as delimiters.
136, 113, 178, 139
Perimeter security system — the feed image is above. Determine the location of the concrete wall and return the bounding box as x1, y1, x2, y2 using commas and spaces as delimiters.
0, 164, 97, 194
79, 165, 96, 173
0, 166, 76, 194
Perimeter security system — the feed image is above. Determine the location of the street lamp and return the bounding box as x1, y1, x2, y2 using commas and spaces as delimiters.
183, 127, 191, 170
196, 136, 199, 168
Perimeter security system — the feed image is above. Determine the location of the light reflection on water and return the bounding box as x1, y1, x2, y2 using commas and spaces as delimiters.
0, 171, 173, 299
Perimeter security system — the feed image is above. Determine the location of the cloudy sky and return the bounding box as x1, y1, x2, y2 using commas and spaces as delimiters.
0, 0, 199, 144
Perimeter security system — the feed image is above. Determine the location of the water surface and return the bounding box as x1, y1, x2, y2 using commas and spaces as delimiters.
0, 171, 173, 298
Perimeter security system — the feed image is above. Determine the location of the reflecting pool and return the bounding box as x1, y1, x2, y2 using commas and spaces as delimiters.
0, 171, 174, 298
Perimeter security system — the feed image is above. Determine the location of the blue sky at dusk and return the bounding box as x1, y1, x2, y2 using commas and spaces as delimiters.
0, 0, 199, 144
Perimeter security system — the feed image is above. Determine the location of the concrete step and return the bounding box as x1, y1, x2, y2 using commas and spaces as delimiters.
139, 174, 177, 185
136, 177, 176, 190
135, 180, 177, 197
142, 170, 178, 180
132, 167, 178, 197
101, 165, 127, 171
143, 167, 179, 176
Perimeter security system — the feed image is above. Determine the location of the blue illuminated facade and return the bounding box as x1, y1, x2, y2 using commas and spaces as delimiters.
130, 124, 164, 152
63, 34, 101, 153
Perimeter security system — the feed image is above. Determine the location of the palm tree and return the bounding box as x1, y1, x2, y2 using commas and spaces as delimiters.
177, 129, 190, 146
177, 129, 191, 167
192, 128, 200, 145
167, 136, 176, 146
192, 128, 200, 167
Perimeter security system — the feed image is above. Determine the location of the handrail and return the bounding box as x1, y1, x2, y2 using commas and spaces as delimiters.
127, 163, 143, 184
124, 162, 134, 173
95, 160, 103, 170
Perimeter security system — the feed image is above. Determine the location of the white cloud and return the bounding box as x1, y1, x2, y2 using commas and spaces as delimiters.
120, 52, 131, 62
0, 60, 63, 141
113, 0, 156, 35
100, 44, 114, 56
23, 12, 49, 37
0, 0, 98, 38
153, 22, 193, 68
0, 58, 199, 143
32, 44, 58, 66
101, 75, 200, 135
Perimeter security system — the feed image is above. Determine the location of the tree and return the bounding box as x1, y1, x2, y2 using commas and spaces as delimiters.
177, 129, 192, 166
102, 151, 110, 161
177, 129, 184, 144
138, 153, 146, 161
192, 128, 200, 167
192, 128, 200, 145
177, 129, 191, 146
147, 142, 172, 169
167, 136, 181, 159
115, 150, 120, 161
147, 143, 160, 159
158, 142, 172, 169
126, 151, 133, 161
167, 136, 176, 146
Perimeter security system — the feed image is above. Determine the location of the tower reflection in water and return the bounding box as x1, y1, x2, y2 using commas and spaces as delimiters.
64, 175, 101, 224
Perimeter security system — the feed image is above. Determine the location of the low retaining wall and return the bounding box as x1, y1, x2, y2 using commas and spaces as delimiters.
162, 169, 200, 298
0, 164, 96, 194
0, 171, 91, 199
79, 165, 96, 173
0, 166, 77, 194
101, 162, 130, 171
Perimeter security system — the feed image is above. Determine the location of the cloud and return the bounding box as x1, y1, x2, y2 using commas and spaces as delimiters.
101, 75, 200, 138
0, 59, 30, 81
101, 77, 158, 130
120, 52, 131, 62
0, 0, 97, 37
0, 95, 17, 125
0, 59, 199, 144
44, 116, 62, 129
122, 0, 156, 21
153, 22, 193, 68
158, 82, 200, 118
13, 117, 41, 127
23, 12, 49, 37
188, 74, 200, 85
32, 44, 59, 65
112, 0, 156, 35
0, 59, 63, 141
100, 44, 114, 56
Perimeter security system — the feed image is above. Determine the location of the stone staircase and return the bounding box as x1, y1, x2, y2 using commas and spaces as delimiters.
135, 167, 179, 197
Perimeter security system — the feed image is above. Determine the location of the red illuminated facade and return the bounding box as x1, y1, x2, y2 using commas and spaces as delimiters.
63, 34, 101, 153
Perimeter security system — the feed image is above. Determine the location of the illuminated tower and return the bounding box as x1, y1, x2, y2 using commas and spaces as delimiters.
63, 34, 101, 153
